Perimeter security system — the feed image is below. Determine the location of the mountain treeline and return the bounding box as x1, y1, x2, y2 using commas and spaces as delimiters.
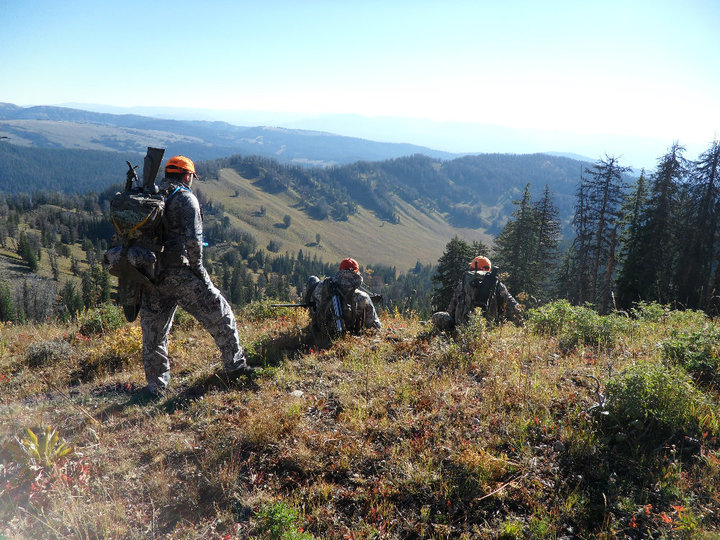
208, 152, 584, 229
462, 140, 720, 314
2, 140, 586, 231
0, 142, 137, 194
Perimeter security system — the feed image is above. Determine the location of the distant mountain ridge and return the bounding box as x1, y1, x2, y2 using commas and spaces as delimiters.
0, 102, 604, 267
0, 103, 458, 165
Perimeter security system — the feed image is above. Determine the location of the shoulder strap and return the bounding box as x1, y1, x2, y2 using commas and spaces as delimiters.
164, 185, 191, 203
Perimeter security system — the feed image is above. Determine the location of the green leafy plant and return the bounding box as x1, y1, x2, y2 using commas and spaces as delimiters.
14, 426, 74, 470
528, 299, 577, 336
241, 299, 290, 322
170, 306, 198, 332
529, 300, 629, 350
78, 303, 125, 335
251, 501, 316, 540
629, 301, 668, 323
662, 326, 720, 386
604, 361, 719, 445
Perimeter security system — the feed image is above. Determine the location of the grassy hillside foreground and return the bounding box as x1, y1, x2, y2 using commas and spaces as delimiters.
1, 301, 719, 539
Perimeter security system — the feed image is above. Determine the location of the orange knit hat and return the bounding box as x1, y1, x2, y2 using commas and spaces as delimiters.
469, 256, 491, 271
339, 257, 360, 273
165, 155, 196, 175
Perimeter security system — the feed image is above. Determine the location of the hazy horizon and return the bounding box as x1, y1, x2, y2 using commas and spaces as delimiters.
3, 0, 719, 170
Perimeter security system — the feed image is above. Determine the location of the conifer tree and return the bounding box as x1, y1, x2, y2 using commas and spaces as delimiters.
570, 156, 629, 311
629, 143, 687, 305
17, 232, 38, 272
677, 140, 720, 309
0, 279, 16, 322
567, 181, 593, 304
615, 170, 649, 307
531, 184, 561, 300
493, 184, 538, 297
58, 280, 83, 321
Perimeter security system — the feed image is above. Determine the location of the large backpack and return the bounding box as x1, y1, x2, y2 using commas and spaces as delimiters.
455, 268, 499, 324
103, 147, 167, 321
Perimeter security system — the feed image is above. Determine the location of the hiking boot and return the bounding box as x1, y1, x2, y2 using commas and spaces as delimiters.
132, 385, 165, 403
146, 384, 166, 398
223, 359, 257, 376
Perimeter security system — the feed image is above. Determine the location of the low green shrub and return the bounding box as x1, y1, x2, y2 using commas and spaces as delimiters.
629, 301, 668, 323
663, 308, 708, 330
662, 326, 720, 386
604, 361, 719, 445
251, 501, 316, 540
78, 304, 125, 335
241, 299, 290, 322
171, 307, 198, 332
528, 299, 577, 336
528, 300, 629, 351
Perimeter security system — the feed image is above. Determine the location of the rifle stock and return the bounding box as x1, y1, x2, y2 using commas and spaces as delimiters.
142, 147, 165, 191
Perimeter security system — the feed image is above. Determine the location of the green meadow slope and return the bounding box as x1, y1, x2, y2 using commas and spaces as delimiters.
200, 168, 492, 269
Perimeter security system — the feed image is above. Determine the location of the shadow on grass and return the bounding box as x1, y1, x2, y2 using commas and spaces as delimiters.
246, 326, 315, 367
163, 371, 262, 413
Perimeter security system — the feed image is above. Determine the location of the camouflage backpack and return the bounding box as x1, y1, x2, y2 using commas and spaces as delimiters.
454, 268, 499, 324
109, 191, 165, 249
103, 148, 167, 321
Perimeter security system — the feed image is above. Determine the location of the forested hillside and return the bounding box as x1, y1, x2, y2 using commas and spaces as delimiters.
1, 139, 589, 234
0, 143, 136, 194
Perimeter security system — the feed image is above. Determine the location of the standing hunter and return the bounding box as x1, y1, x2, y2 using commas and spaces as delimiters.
140, 156, 252, 396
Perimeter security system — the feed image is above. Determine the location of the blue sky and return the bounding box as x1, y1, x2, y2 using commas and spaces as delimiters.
2, 0, 719, 167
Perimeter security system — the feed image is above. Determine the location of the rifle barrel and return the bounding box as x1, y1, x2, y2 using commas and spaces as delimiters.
270, 303, 309, 308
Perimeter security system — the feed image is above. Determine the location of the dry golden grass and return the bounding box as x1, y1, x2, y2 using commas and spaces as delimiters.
1, 303, 719, 538
199, 168, 492, 270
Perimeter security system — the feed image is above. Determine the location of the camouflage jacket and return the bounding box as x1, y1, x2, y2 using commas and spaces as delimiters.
446, 276, 523, 325
158, 179, 206, 279
311, 269, 381, 332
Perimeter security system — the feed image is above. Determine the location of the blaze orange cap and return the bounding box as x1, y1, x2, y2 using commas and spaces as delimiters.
469, 256, 491, 271
339, 257, 360, 273
165, 155, 196, 175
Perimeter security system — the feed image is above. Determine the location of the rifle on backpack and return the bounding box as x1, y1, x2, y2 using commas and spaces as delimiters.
107, 147, 167, 322
123, 147, 165, 193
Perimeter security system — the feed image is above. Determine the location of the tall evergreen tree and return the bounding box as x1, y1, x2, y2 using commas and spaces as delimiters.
584, 156, 630, 311
0, 279, 16, 322
568, 180, 594, 304
615, 170, 649, 307
58, 280, 83, 321
17, 232, 38, 272
532, 184, 561, 301
493, 184, 537, 297
630, 143, 687, 305
678, 140, 720, 309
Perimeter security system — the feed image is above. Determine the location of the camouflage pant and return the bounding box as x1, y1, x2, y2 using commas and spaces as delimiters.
140, 266, 244, 390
